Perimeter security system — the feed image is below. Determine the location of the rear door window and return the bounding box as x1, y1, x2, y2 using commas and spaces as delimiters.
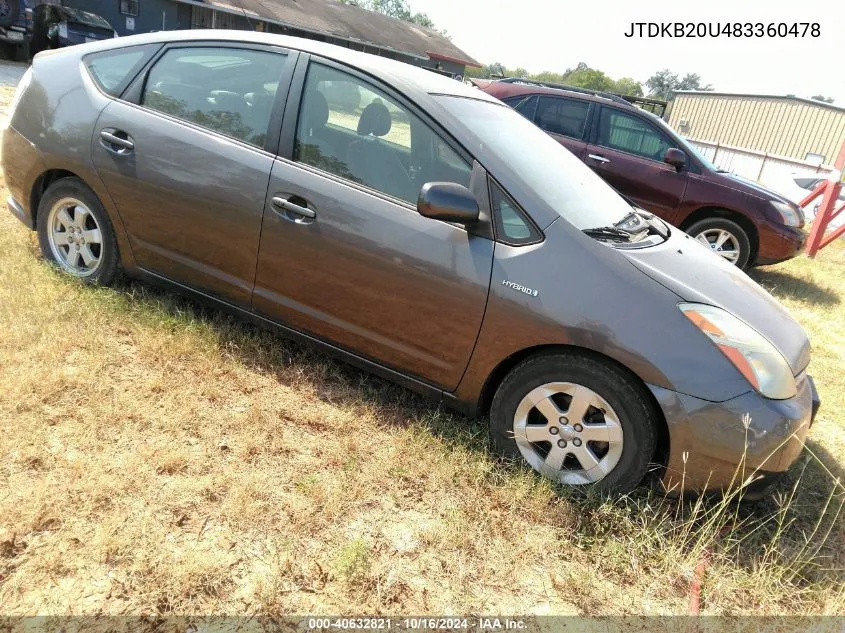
85, 44, 160, 97
502, 95, 539, 121
141, 46, 289, 148
513, 95, 539, 121
794, 177, 820, 190
596, 107, 672, 161
534, 96, 590, 140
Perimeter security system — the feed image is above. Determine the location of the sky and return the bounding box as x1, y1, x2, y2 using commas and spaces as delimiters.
410, 0, 845, 105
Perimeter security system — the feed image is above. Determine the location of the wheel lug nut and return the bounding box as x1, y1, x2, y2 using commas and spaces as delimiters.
557, 439, 567, 448
559, 416, 568, 424
574, 424, 583, 432
549, 427, 559, 435
573, 438, 582, 447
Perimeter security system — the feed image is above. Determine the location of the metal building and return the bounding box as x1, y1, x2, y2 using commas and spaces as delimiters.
668, 91, 845, 166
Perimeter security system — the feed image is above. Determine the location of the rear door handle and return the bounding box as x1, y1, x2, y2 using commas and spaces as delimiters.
100, 129, 135, 154
588, 153, 610, 164
271, 196, 316, 219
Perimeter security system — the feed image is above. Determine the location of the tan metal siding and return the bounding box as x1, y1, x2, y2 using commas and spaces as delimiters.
669, 94, 845, 163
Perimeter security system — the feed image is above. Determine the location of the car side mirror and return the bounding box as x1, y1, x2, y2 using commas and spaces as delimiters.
417, 182, 479, 225
664, 148, 687, 171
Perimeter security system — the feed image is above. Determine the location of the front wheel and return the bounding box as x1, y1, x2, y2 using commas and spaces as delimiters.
490, 352, 658, 494
36, 178, 120, 285
687, 217, 752, 269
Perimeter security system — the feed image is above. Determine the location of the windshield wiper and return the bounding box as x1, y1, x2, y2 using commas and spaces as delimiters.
582, 226, 632, 242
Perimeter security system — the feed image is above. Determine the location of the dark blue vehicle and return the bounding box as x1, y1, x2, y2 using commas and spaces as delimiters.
0, 0, 33, 60
0, 1, 115, 60
30, 4, 117, 55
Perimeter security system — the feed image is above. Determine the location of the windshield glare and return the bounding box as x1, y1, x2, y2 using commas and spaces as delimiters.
435, 95, 633, 230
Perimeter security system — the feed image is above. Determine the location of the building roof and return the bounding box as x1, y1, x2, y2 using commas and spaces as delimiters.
175, 0, 480, 68
675, 90, 845, 113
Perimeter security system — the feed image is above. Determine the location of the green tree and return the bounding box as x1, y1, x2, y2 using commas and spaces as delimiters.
646, 69, 712, 100
561, 62, 615, 92
339, 0, 443, 32
466, 62, 508, 79
465, 60, 642, 98
612, 77, 644, 97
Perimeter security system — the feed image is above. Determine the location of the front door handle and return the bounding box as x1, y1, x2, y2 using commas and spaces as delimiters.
100, 129, 135, 154
271, 196, 316, 219
588, 153, 610, 164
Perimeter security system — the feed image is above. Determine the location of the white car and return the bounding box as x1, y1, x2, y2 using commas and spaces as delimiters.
763, 172, 844, 232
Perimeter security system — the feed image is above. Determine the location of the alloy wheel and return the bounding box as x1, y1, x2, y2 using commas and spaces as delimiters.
695, 228, 740, 264
46, 197, 104, 277
512, 382, 624, 485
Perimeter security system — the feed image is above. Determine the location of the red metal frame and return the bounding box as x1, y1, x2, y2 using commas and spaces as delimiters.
804, 141, 845, 257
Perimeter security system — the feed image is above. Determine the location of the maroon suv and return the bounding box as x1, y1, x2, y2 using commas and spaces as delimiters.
473, 78, 806, 268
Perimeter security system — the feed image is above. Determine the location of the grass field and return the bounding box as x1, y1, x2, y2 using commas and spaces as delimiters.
1, 96, 843, 616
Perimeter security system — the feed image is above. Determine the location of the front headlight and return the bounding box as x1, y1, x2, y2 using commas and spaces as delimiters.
770, 200, 804, 228
679, 303, 796, 399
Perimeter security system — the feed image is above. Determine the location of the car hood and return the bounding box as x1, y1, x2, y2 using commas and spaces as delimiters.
713, 170, 794, 205
622, 231, 811, 375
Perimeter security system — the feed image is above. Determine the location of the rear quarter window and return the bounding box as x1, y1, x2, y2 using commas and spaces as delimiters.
85, 44, 160, 97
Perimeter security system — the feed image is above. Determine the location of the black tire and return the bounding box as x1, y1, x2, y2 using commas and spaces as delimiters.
686, 217, 752, 269
0, 42, 15, 60
36, 178, 120, 285
0, 0, 20, 28
490, 352, 657, 494
13, 38, 28, 62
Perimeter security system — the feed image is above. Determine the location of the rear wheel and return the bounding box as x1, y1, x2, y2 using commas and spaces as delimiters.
36, 179, 120, 285
490, 352, 657, 494
687, 217, 752, 268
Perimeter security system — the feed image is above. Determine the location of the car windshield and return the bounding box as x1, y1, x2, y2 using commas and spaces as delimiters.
434, 95, 633, 230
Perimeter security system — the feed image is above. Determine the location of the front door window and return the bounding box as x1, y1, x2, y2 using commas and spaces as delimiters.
293, 62, 471, 205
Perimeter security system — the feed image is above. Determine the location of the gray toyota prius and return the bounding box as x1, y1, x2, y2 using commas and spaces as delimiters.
1, 31, 820, 494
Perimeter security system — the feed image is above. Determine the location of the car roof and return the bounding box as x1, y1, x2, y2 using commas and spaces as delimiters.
487, 80, 638, 109
60, 29, 499, 104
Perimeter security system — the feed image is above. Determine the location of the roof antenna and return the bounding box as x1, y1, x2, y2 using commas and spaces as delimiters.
233, 0, 255, 29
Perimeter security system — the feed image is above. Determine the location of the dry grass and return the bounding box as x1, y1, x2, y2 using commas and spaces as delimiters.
1, 90, 844, 616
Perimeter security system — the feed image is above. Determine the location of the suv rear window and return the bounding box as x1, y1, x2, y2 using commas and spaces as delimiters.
85, 44, 160, 97
503, 95, 539, 122
535, 96, 590, 140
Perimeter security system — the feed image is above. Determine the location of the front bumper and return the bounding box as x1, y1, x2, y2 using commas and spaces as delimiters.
755, 223, 806, 266
650, 373, 820, 492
